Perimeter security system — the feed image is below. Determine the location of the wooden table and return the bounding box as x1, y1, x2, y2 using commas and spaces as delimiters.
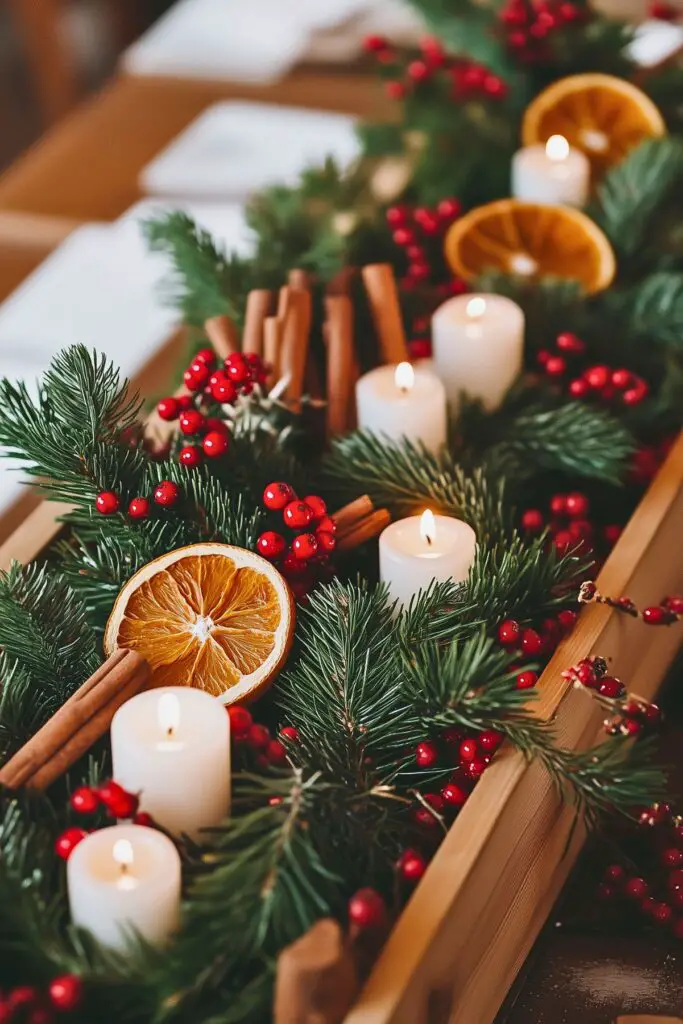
0, 70, 386, 224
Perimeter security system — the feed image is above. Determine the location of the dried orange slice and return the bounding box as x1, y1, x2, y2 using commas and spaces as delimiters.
104, 543, 294, 704
444, 199, 616, 294
522, 73, 666, 179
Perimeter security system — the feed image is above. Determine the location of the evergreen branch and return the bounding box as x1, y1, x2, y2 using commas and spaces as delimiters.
603, 272, 683, 349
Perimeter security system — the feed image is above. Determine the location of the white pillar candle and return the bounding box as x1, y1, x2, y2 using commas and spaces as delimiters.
111, 687, 230, 841
355, 361, 447, 454
67, 824, 181, 952
511, 134, 590, 207
379, 509, 476, 610
431, 294, 525, 413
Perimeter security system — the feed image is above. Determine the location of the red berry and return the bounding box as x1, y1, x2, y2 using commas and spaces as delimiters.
406, 245, 426, 262
611, 368, 632, 390
193, 347, 217, 367
55, 827, 88, 860
247, 724, 271, 751
553, 529, 574, 553
98, 782, 139, 819
228, 705, 253, 739
520, 628, 543, 656
479, 730, 503, 753
498, 619, 521, 647
516, 670, 538, 690
263, 482, 295, 511
625, 877, 650, 900
662, 848, 683, 869
549, 494, 568, 517
556, 332, 585, 355
386, 81, 406, 101
459, 738, 478, 763
558, 1, 582, 20
256, 531, 286, 560
545, 355, 567, 377
565, 492, 589, 518
133, 812, 154, 827
316, 530, 337, 554
441, 781, 469, 806
568, 378, 589, 399
521, 508, 544, 533
363, 34, 389, 52
153, 480, 180, 507
96, 491, 119, 515
597, 882, 615, 901
283, 501, 313, 530
441, 726, 462, 747
408, 59, 430, 82
292, 533, 318, 561
604, 863, 626, 884
392, 227, 415, 247
211, 375, 238, 404
398, 848, 427, 882
48, 975, 83, 1012
407, 262, 431, 283
415, 740, 439, 768
303, 495, 327, 521
465, 758, 487, 780
599, 677, 625, 699
179, 445, 203, 469
484, 75, 507, 98
267, 739, 288, 765
437, 198, 461, 221
348, 887, 386, 929
225, 355, 250, 385
280, 725, 299, 743
70, 786, 99, 815
8, 988, 39, 1012
414, 207, 440, 233
202, 430, 230, 458
669, 869, 683, 891
653, 901, 674, 925
179, 409, 206, 435
664, 595, 683, 614
157, 397, 180, 421
128, 496, 150, 520
643, 605, 670, 625
507, 29, 528, 47
386, 205, 409, 227
282, 551, 308, 578
604, 524, 622, 546
558, 609, 577, 632
584, 365, 610, 390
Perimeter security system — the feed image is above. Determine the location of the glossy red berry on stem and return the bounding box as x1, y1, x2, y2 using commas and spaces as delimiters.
441, 780, 469, 806
459, 738, 478, 762
465, 758, 487, 780
348, 887, 386, 929
128, 496, 150, 520
303, 495, 327, 521
227, 705, 252, 739
516, 670, 538, 690
643, 605, 670, 625
283, 501, 313, 530
544, 356, 566, 377
398, 848, 428, 882
280, 725, 300, 743
437, 198, 461, 221
415, 740, 439, 767
70, 786, 99, 815
599, 677, 625, 699
565, 492, 589, 518
316, 530, 337, 554
497, 619, 520, 647
98, 782, 139, 819
662, 848, 683, 869
48, 974, 84, 1012
194, 347, 217, 366
521, 508, 544, 533
256, 531, 286, 560
55, 827, 88, 860
179, 445, 203, 469
263, 482, 295, 511
556, 332, 585, 355
584, 365, 610, 390
154, 480, 180, 507
179, 409, 205, 435
96, 491, 119, 515
247, 724, 271, 751
292, 533, 318, 561
203, 430, 230, 458
267, 739, 288, 765
133, 812, 154, 827
520, 628, 543, 656
157, 397, 180, 421
625, 877, 650, 900
225, 354, 251, 385
479, 730, 503, 753
211, 375, 238, 404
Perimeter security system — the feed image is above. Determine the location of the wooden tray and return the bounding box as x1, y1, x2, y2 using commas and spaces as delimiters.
346, 430, 683, 1024
0, 411, 681, 1024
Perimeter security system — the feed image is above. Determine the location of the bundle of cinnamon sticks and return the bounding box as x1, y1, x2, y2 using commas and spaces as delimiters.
332, 495, 390, 552
0, 650, 149, 792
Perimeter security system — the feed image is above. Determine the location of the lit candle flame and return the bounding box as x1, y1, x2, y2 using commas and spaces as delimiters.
113, 839, 134, 872
466, 297, 486, 319
545, 135, 569, 162
394, 361, 415, 394
420, 509, 436, 546
157, 692, 181, 738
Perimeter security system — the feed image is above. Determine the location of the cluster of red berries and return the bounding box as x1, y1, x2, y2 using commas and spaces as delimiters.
561, 655, 662, 737
520, 490, 620, 558
497, 608, 577, 672
178, 348, 268, 400
0, 976, 83, 1022
538, 332, 649, 407
499, 0, 585, 64
227, 705, 297, 770
95, 479, 181, 520
257, 483, 336, 600
413, 726, 504, 828
386, 199, 468, 294
579, 581, 683, 626
363, 35, 508, 104
597, 803, 683, 941
55, 781, 150, 861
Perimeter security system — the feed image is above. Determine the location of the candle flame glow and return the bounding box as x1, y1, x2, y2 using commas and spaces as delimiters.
113, 839, 134, 870
394, 361, 415, 393
545, 135, 569, 162
420, 509, 436, 546
157, 692, 181, 738
466, 297, 486, 319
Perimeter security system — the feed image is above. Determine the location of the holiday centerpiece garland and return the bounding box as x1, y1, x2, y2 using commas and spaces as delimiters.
0, 2, 682, 1021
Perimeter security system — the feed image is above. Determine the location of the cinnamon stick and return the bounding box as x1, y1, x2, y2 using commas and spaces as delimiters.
327, 265, 356, 297
204, 314, 239, 359
361, 263, 409, 365
242, 290, 272, 356
0, 650, 149, 792
280, 288, 312, 413
277, 285, 292, 321
288, 268, 310, 290
336, 509, 391, 552
332, 495, 375, 536
325, 295, 355, 438
264, 316, 283, 389
274, 918, 358, 1024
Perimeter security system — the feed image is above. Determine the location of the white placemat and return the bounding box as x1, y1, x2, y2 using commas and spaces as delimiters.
122, 0, 370, 82
140, 101, 360, 201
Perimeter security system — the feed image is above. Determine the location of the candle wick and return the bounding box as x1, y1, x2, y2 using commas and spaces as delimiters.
166, 725, 174, 739
425, 534, 432, 546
